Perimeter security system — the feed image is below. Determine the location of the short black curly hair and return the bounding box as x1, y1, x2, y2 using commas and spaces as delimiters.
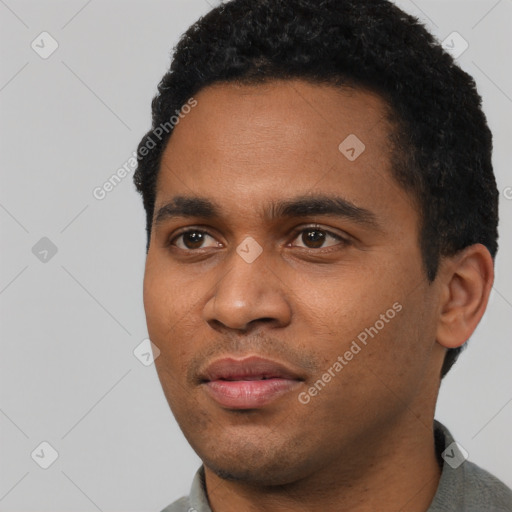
133, 0, 499, 379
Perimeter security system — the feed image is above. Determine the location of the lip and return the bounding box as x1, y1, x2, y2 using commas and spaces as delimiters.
200, 356, 304, 409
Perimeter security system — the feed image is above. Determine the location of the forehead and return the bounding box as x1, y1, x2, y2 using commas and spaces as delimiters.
163, 79, 392, 160
154, 79, 414, 225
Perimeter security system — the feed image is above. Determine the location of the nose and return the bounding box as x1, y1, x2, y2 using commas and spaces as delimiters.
202, 245, 292, 333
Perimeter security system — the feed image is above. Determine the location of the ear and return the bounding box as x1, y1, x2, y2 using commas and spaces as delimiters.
436, 244, 494, 349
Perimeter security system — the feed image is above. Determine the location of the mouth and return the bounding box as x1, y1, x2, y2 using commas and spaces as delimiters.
199, 356, 305, 410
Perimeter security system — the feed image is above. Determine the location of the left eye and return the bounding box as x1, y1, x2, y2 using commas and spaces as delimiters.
291, 228, 346, 249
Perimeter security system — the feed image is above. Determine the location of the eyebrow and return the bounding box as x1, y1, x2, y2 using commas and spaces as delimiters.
154, 194, 380, 229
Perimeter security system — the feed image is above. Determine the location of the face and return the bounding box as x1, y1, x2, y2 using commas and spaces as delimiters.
143, 80, 445, 486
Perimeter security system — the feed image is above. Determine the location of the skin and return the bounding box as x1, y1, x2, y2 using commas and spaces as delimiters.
143, 80, 494, 512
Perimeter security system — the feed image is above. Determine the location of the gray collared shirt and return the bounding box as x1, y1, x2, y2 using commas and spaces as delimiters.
160, 421, 512, 511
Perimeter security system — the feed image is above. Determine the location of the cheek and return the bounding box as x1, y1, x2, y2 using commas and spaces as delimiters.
293, 268, 399, 339
143, 256, 195, 329
143, 259, 214, 382
293, 266, 429, 382
143, 264, 189, 366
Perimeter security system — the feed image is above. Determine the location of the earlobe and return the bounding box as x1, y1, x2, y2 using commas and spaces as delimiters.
436, 244, 494, 350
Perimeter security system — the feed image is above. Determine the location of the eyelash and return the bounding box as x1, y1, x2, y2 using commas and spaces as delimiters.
167, 225, 350, 252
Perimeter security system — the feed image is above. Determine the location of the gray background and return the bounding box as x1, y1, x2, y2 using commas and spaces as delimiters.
0, 0, 511, 510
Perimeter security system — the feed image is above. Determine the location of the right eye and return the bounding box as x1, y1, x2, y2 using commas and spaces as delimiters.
169, 229, 222, 251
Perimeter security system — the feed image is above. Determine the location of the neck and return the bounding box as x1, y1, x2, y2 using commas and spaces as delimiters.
204, 414, 442, 512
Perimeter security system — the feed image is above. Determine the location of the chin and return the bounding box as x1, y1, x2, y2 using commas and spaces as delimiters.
198, 437, 316, 486
205, 459, 299, 486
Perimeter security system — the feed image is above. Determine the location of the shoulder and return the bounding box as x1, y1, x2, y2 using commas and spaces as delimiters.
461, 460, 512, 511
430, 421, 512, 511
159, 496, 192, 512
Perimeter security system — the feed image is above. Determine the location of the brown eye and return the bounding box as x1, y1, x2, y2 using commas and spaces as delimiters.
182, 231, 206, 249
302, 229, 326, 248
292, 227, 347, 249
171, 230, 219, 250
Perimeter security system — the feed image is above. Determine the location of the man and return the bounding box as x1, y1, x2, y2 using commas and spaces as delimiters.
133, 0, 512, 510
